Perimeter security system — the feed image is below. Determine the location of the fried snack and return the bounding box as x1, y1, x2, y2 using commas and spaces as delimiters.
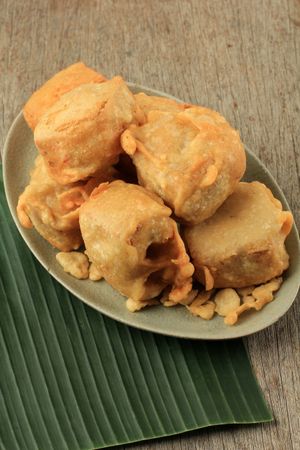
177, 289, 198, 305
121, 106, 246, 224
224, 277, 283, 325
214, 288, 240, 316
188, 300, 215, 320
190, 289, 215, 306
17, 156, 108, 251
186, 289, 215, 319
159, 286, 199, 307
34, 77, 138, 185
79, 180, 194, 303
134, 92, 189, 124
89, 263, 103, 281
184, 182, 293, 288
23, 62, 106, 130
242, 295, 256, 304
252, 277, 283, 302
159, 288, 178, 307
126, 298, 159, 312
237, 286, 255, 297
56, 252, 89, 279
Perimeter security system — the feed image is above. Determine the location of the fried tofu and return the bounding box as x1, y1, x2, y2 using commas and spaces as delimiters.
17, 156, 110, 251
121, 106, 246, 224
34, 77, 138, 184
184, 182, 293, 288
79, 180, 194, 302
23, 62, 106, 130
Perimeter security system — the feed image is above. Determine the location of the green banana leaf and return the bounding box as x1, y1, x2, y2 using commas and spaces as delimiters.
0, 169, 272, 450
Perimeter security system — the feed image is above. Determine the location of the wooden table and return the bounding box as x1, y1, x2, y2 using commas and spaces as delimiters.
1, 1, 299, 449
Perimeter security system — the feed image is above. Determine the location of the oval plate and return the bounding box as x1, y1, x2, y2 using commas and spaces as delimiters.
3, 84, 300, 339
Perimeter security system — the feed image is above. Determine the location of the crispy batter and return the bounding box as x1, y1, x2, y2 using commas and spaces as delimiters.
186, 289, 215, 319
176, 289, 198, 305
188, 300, 216, 320
252, 277, 283, 302
162, 300, 178, 307
242, 295, 256, 304
126, 298, 159, 312
17, 156, 110, 251
160, 288, 177, 307
184, 182, 293, 288
189, 289, 215, 306
23, 62, 106, 130
79, 180, 194, 303
203, 266, 214, 290
34, 77, 138, 184
214, 288, 240, 316
160, 288, 198, 307
237, 286, 255, 297
56, 251, 89, 279
89, 263, 103, 281
224, 277, 282, 325
121, 106, 246, 224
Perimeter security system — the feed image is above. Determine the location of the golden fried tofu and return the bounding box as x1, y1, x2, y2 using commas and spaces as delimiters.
79, 180, 194, 303
134, 92, 189, 124
17, 156, 110, 251
34, 77, 138, 184
121, 106, 246, 224
23, 62, 106, 130
184, 182, 293, 288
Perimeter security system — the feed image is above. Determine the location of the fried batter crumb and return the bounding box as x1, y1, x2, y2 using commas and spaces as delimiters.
56, 251, 89, 279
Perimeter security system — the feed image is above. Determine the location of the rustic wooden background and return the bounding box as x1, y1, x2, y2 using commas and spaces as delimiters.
1, 0, 299, 449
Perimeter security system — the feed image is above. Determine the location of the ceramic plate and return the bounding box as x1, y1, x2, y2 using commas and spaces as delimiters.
3, 84, 300, 339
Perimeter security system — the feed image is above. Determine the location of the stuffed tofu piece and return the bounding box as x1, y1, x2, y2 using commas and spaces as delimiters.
121, 106, 246, 224
79, 180, 194, 303
34, 77, 138, 184
17, 156, 108, 251
184, 182, 293, 288
23, 62, 106, 130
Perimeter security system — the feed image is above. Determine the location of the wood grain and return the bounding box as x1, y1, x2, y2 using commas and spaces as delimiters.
0, 0, 299, 449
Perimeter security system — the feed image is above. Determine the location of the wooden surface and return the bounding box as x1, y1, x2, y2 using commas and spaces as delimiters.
1, 0, 299, 449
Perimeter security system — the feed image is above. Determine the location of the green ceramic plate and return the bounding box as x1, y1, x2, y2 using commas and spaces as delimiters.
3, 84, 300, 339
